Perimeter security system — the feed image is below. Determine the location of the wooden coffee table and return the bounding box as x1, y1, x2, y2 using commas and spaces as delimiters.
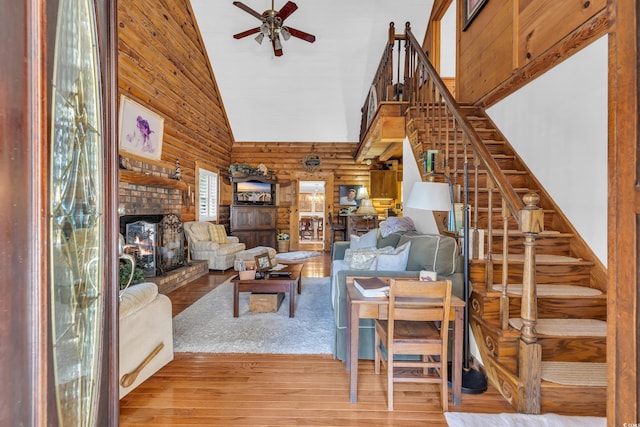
231, 264, 303, 318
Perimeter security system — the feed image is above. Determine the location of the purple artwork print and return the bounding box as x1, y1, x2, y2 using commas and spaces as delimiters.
126, 115, 155, 153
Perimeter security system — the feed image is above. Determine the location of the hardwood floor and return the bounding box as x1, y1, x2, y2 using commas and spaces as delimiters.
119, 250, 515, 426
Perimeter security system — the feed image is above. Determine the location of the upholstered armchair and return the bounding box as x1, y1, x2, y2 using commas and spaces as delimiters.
183, 221, 246, 271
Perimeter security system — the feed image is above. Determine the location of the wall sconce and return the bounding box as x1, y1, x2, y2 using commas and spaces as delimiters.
182, 184, 193, 210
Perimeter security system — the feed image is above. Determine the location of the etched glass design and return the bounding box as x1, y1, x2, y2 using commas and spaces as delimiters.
50, 0, 104, 425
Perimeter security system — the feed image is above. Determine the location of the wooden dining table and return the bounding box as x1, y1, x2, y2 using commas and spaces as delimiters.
345, 276, 466, 405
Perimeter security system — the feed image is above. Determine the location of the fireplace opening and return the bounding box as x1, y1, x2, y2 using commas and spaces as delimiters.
119, 214, 186, 277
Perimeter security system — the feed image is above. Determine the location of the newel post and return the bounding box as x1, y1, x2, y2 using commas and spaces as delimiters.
518, 192, 543, 413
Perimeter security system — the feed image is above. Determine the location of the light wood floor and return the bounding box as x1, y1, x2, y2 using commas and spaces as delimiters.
119, 249, 515, 426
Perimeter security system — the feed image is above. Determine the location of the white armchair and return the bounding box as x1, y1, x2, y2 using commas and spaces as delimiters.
184, 221, 246, 271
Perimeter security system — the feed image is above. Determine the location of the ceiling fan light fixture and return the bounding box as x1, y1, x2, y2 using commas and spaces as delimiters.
280, 26, 291, 41
233, 1, 315, 57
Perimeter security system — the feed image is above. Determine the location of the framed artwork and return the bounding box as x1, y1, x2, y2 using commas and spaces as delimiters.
254, 253, 272, 272
463, 0, 489, 31
425, 150, 438, 173
118, 95, 164, 161
338, 185, 363, 207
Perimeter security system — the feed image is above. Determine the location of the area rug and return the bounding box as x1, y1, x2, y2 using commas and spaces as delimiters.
445, 412, 606, 427
173, 276, 334, 354
275, 251, 322, 261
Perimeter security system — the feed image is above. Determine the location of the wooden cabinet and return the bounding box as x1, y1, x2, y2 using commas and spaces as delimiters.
370, 170, 398, 199
231, 205, 277, 248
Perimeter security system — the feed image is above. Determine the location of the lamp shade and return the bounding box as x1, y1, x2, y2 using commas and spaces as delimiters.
356, 187, 369, 200
357, 199, 378, 215
405, 181, 452, 211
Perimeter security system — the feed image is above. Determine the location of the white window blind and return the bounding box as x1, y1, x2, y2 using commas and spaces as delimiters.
198, 168, 218, 221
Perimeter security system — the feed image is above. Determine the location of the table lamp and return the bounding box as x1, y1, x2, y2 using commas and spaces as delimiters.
405, 181, 454, 233
356, 187, 377, 215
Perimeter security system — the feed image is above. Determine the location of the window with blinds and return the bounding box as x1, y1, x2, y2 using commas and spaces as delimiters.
198, 167, 218, 221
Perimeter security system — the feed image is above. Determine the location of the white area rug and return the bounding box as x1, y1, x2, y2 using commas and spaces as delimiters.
445, 412, 606, 427
173, 276, 334, 354
275, 251, 321, 261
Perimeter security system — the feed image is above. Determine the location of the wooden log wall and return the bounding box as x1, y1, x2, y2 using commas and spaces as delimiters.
117, 0, 234, 223
231, 142, 372, 233
456, 0, 607, 105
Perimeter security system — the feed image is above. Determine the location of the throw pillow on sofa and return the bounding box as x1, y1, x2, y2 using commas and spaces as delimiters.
375, 241, 412, 271
349, 228, 378, 249
399, 232, 459, 275
208, 223, 229, 244
345, 246, 394, 270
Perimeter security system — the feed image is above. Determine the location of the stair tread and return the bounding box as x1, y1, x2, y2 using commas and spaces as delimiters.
491, 254, 588, 264
487, 229, 572, 237
541, 361, 607, 387
509, 318, 607, 337
492, 283, 602, 297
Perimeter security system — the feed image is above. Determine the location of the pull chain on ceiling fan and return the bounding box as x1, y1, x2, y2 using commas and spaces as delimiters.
232, 1, 316, 57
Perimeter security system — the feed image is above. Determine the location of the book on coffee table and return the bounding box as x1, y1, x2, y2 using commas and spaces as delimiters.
354, 277, 389, 297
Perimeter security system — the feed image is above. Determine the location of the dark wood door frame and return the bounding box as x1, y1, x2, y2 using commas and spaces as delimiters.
608, 0, 639, 424
0, 0, 119, 424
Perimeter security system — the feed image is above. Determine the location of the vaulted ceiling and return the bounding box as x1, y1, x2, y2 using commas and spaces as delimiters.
190, 0, 432, 143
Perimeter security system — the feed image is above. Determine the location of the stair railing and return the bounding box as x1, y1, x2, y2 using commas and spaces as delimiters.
400, 23, 544, 413
359, 22, 407, 142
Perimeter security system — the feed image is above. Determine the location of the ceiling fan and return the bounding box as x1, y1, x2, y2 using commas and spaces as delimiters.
232, 1, 316, 57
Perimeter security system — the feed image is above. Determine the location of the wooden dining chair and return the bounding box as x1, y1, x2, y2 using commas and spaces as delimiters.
328, 212, 345, 256
374, 278, 452, 411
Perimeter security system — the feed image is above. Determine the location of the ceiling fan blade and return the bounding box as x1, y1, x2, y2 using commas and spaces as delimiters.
233, 27, 260, 39
232, 1, 263, 20
272, 35, 283, 57
276, 1, 298, 21
286, 26, 316, 43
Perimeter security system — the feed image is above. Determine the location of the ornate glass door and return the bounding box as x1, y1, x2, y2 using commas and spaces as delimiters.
49, 0, 104, 424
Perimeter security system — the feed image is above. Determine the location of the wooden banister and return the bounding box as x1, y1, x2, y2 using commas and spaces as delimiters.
361, 22, 546, 412
403, 29, 524, 218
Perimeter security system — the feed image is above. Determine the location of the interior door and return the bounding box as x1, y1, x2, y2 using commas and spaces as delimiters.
289, 172, 334, 252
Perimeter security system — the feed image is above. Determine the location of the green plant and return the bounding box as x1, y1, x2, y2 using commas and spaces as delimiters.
119, 260, 145, 290
228, 162, 251, 177
277, 232, 290, 240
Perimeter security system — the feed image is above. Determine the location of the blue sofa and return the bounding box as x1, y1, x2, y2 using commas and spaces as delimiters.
330, 231, 464, 362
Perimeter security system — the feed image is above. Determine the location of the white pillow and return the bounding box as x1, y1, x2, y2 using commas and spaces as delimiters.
376, 241, 412, 271
349, 228, 378, 249
344, 246, 394, 270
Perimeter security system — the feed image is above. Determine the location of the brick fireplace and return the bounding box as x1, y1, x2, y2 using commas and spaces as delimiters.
119, 157, 207, 293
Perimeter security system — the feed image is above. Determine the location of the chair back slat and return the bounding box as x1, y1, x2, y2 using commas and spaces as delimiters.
389, 279, 452, 326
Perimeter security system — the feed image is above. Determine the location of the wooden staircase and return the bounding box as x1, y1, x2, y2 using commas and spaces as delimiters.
407, 105, 608, 416
361, 24, 608, 415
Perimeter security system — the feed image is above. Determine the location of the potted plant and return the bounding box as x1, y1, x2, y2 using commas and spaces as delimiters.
119, 259, 145, 291
277, 232, 290, 253
228, 162, 251, 179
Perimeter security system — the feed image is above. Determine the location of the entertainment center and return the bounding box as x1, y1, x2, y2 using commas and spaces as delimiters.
230, 175, 277, 249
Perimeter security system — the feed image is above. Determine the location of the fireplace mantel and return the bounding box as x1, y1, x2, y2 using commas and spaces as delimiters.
120, 169, 188, 191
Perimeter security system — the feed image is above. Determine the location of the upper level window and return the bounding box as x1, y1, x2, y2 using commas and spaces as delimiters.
198, 167, 218, 221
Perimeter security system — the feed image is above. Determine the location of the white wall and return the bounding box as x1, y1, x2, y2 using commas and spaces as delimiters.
487, 36, 608, 265
402, 137, 441, 233
440, 0, 456, 77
